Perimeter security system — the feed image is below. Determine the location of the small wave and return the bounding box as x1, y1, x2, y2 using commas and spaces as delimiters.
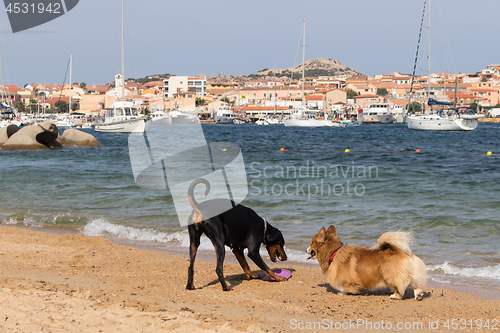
429, 276, 451, 284
427, 262, 500, 280
81, 219, 312, 263
2, 217, 18, 225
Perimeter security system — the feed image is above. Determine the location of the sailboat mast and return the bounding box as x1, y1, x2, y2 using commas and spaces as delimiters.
121, 0, 125, 100
427, 0, 431, 113
302, 17, 306, 106
273, 60, 277, 113
69, 54, 72, 113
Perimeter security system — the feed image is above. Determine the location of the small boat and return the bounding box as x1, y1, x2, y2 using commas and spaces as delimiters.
94, 100, 146, 133
214, 105, 243, 124
150, 110, 198, 125
54, 114, 75, 128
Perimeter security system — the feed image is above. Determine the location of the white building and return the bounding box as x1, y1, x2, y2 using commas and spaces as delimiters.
106, 74, 134, 98
164, 76, 206, 98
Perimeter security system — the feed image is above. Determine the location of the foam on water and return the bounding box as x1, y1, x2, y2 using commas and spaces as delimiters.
82, 219, 312, 263
427, 262, 500, 280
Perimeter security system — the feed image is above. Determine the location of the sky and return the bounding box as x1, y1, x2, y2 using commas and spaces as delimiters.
0, 0, 499, 87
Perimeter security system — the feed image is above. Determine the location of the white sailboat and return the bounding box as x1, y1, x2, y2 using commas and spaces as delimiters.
406, 0, 483, 131
94, 0, 146, 134
283, 17, 333, 128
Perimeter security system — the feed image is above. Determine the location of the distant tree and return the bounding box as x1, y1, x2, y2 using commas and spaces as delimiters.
221, 97, 230, 104
376, 88, 388, 96
71, 101, 79, 111
469, 102, 482, 112
28, 99, 38, 113
14, 100, 26, 113
346, 89, 359, 100
407, 101, 422, 113
195, 97, 206, 106
54, 100, 69, 113
79, 82, 87, 89
480, 76, 489, 83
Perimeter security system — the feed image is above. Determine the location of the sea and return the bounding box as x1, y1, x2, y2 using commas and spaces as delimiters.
1, 123, 499, 298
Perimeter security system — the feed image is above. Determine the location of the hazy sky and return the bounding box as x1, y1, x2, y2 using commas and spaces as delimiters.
0, 0, 499, 87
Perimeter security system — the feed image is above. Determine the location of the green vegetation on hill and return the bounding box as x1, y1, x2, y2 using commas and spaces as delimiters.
126, 73, 171, 85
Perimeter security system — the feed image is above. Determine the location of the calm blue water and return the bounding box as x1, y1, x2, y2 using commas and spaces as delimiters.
1, 123, 499, 290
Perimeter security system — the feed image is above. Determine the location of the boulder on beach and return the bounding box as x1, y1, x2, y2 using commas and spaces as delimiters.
1, 121, 61, 150
0, 124, 20, 147
6, 124, 19, 138
0, 127, 9, 146
58, 128, 100, 147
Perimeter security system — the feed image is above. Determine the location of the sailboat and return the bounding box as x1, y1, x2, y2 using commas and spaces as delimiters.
94, 0, 146, 134
283, 17, 333, 128
406, 0, 483, 131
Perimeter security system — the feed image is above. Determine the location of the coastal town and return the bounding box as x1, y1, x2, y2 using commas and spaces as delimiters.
1, 57, 500, 127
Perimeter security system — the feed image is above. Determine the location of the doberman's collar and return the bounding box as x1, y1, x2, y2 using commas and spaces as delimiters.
328, 246, 342, 266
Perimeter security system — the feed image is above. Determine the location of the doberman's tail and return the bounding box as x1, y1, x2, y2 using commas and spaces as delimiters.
188, 178, 210, 223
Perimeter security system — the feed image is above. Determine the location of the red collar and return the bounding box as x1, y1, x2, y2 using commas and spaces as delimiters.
328, 247, 341, 266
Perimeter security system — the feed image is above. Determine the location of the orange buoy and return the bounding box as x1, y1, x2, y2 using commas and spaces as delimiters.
415, 149, 421, 153
280, 148, 285, 152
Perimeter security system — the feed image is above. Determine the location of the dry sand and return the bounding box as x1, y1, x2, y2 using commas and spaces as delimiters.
0, 225, 498, 332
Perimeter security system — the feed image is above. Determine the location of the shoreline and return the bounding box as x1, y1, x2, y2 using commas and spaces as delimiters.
1, 225, 499, 332
6, 223, 500, 301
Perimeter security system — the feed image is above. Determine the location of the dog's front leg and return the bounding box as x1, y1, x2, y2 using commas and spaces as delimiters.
247, 248, 286, 282
233, 249, 261, 279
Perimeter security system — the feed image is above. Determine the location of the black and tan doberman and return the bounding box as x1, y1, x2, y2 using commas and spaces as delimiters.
186, 178, 288, 291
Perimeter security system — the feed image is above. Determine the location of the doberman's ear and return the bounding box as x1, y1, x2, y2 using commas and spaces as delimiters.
265, 226, 283, 244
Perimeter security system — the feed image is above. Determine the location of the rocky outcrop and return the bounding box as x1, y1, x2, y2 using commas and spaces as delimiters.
58, 128, 100, 147
0, 125, 19, 146
1, 122, 99, 150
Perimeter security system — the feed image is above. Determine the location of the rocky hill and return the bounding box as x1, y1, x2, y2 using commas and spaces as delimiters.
260, 57, 359, 75
125, 57, 360, 85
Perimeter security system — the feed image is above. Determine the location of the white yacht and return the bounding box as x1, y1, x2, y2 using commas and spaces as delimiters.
283, 108, 333, 127
363, 103, 393, 124
405, 0, 483, 131
282, 18, 333, 128
94, 0, 146, 134
407, 111, 483, 131
95, 100, 146, 133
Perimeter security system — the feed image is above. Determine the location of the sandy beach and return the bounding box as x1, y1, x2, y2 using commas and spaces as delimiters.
0, 226, 498, 332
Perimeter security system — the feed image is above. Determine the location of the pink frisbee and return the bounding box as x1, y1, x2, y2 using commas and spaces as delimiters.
262, 268, 292, 281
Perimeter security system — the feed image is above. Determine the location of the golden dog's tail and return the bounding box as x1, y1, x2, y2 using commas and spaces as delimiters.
373, 231, 427, 298
188, 178, 211, 223
371, 231, 413, 255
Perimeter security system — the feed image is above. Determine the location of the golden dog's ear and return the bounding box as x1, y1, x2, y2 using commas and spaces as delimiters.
326, 225, 337, 237
317, 227, 327, 243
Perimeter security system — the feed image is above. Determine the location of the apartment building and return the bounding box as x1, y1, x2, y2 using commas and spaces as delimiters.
164, 76, 206, 98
